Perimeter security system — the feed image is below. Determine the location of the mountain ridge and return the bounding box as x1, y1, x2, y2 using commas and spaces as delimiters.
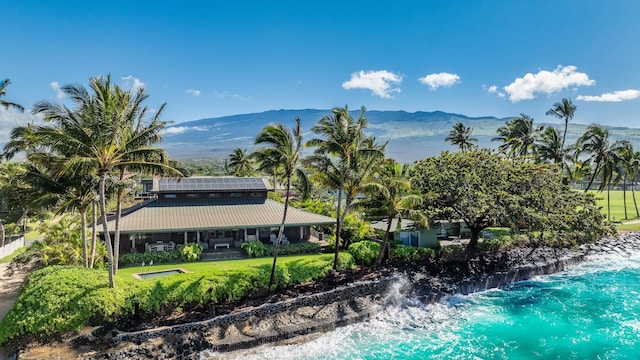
162, 109, 640, 163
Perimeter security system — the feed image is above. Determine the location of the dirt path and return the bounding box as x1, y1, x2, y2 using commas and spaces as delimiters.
0, 263, 26, 322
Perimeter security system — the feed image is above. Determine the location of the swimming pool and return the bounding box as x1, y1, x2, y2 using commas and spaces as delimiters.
134, 268, 188, 280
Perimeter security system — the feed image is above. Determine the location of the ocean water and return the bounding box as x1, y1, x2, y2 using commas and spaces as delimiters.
223, 251, 640, 360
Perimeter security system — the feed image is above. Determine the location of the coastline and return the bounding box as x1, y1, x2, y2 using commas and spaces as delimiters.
16, 233, 640, 359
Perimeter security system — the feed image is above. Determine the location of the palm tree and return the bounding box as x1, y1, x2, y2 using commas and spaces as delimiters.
254, 117, 309, 290
227, 147, 254, 176
535, 126, 564, 165
629, 151, 640, 218
576, 124, 629, 193
492, 114, 544, 158
546, 98, 576, 150
619, 145, 636, 220
0, 79, 24, 112
306, 106, 384, 270
359, 160, 426, 264
4, 75, 181, 288
445, 122, 478, 153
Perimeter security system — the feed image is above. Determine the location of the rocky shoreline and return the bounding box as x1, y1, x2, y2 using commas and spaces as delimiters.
17, 233, 640, 360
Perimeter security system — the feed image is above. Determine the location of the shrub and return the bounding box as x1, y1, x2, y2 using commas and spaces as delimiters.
0, 253, 356, 346
177, 243, 203, 262
347, 240, 381, 266
390, 247, 435, 263
118, 250, 182, 267
241, 241, 267, 257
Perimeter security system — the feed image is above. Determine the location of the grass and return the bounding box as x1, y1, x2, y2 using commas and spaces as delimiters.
116, 254, 325, 280
0, 246, 26, 264
589, 189, 640, 222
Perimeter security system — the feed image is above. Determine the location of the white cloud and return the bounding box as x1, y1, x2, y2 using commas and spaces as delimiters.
342, 70, 403, 98
0, 108, 41, 151
161, 126, 208, 135
418, 72, 460, 90
504, 65, 595, 102
186, 89, 201, 97
213, 90, 249, 101
121, 75, 145, 92
483, 84, 505, 98
50, 81, 65, 99
577, 89, 640, 102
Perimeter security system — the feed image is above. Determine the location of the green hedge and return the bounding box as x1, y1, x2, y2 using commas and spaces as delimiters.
0, 253, 355, 346
347, 240, 381, 266
390, 247, 436, 262
119, 250, 182, 267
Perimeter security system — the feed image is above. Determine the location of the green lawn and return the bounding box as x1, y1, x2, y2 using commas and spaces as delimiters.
590, 189, 640, 222
116, 254, 325, 280
0, 246, 26, 264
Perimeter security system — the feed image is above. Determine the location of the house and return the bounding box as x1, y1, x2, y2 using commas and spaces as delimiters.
370, 219, 439, 248
102, 177, 335, 253
370, 219, 472, 248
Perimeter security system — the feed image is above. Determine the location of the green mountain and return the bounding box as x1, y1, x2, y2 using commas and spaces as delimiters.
162, 109, 640, 163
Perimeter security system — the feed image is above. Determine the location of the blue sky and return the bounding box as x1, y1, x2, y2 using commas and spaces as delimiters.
2, 0, 640, 137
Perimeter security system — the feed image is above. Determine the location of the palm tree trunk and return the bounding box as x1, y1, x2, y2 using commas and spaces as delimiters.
81, 207, 88, 268
623, 175, 628, 220
0, 221, 4, 249
90, 201, 98, 268
607, 182, 611, 221
333, 186, 343, 271
113, 168, 125, 275
376, 216, 394, 264
99, 174, 115, 288
584, 162, 601, 192
561, 118, 568, 150
632, 181, 640, 218
268, 176, 291, 290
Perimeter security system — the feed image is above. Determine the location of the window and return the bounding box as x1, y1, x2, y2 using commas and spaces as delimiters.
208, 193, 221, 198
230, 193, 242, 197
164, 194, 176, 199
186, 194, 199, 198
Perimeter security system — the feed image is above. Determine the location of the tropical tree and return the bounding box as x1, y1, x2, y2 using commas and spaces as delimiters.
0, 79, 24, 112
546, 98, 576, 150
619, 145, 637, 220
576, 124, 630, 193
254, 117, 309, 290
4, 75, 181, 288
492, 114, 544, 158
445, 122, 478, 153
358, 160, 426, 264
534, 126, 564, 165
226, 147, 254, 177
306, 106, 384, 270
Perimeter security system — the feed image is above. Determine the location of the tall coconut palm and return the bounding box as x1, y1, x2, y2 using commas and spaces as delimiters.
445, 122, 478, 153
0, 79, 24, 112
254, 117, 309, 290
629, 151, 640, 218
546, 98, 576, 150
4, 75, 181, 288
492, 114, 544, 158
576, 124, 629, 193
535, 126, 564, 165
306, 106, 384, 270
619, 145, 637, 220
227, 147, 255, 177
359, 160, 427, 264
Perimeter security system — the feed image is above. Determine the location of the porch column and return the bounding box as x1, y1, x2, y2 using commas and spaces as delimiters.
299, 226, 303, 241
196, 231, 200, 244
256, 228, 259, 241
244, 228, 247, 241
184, 231, 188, 244
131, 234, 136, 252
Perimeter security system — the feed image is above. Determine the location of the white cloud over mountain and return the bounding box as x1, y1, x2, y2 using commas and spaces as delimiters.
504, 65, 595, 102
186, 89, 201, 97
419, 72, 460, 90
577, 89, 640, 102
483, 84, 505, 98
161, 126, 209, 135
0, 109, 41, 149
342, 70, 403, 98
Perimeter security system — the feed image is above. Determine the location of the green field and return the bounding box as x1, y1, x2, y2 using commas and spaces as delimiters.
589, 189, 640, 222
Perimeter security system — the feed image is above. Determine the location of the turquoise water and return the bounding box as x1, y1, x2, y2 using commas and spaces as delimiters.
232, 252, 640, 359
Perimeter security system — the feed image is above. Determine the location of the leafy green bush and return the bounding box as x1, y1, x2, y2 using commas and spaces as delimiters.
390, 247, 435, 262
177, 243, 203, 261
241, 241, 267, 257
0, 253, 356, 346
263, 242, 322, 256
0, 266, 129, 345
347, 240, 381, 266
118, 250, 182, 267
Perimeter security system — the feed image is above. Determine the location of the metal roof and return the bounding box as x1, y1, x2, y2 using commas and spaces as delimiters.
103, 198, 334, 233
154, 177, 272, 193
